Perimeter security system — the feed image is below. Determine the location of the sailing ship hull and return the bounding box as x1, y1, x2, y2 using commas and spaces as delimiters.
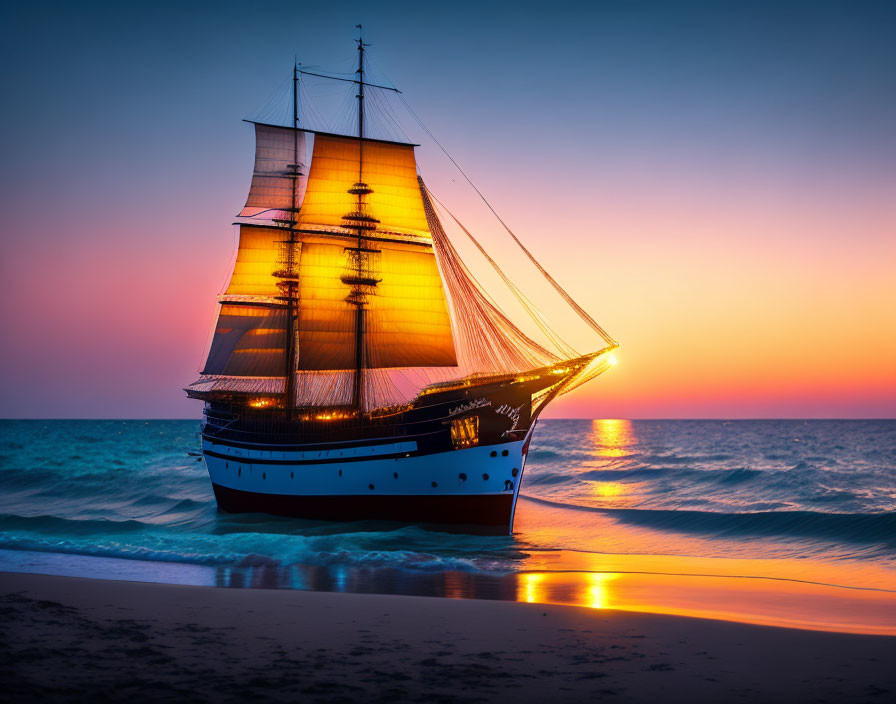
204, 439, 528, 528
196, 373, 557, 532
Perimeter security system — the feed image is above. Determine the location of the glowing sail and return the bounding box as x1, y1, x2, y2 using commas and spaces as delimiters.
189, 60, 617, 411
196, 132, 457, 399
224, 225, 282, 299
294, 236, 456, 370
298, 134, 430, 238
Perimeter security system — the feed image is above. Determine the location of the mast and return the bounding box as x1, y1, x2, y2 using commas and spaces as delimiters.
288, 61, 299, 409
353, 29, 365, 410
342, 25, 379, 412
275, 61, 301, 409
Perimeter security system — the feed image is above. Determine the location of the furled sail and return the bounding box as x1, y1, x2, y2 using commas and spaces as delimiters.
239, 123, 308, 219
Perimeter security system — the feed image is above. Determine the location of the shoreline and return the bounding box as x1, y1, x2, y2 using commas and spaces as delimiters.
3, 547, 895, 636
2, 570, 894, 703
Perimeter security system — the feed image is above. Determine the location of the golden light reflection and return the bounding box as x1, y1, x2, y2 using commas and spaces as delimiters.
585, 572, 618, 609
509, 549, 896, 635
521, 573, 545, 603
591, 418, 635, 458
591, 481, 627, 498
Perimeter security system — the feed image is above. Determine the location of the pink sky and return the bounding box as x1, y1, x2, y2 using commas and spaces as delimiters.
1, 2, 894, 418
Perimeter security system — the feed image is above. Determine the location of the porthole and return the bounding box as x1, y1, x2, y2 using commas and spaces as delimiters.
369, 483, 375, 490
339, 469, 343, 477
431, 481, 438, 488
459, 473, 467, 481
482, 473, 489, 481
393, 472, 398, 479
290, 472, 294, 479
511, 467, 519, 477
490, 451, 497, 458
501, 449, 509, 457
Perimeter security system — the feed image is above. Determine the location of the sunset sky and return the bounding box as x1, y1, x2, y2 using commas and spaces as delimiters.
0, 0, 893, 419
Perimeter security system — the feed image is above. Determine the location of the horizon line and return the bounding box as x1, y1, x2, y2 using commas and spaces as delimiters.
1, 417, 894, 422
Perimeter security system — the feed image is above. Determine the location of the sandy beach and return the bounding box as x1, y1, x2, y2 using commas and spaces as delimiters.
2, 571, 894, 703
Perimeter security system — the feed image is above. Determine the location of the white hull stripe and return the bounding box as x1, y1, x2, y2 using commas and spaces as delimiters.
205, 441, 525, 498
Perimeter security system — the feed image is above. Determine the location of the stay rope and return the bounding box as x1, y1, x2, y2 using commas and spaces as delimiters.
399, 95, 618, 349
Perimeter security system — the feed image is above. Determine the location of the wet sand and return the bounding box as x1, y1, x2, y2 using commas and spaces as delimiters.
2, 571, 894, 703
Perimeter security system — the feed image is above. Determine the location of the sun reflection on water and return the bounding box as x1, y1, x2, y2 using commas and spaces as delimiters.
591, 418, 635, 458
521, 572, 544, 603
586, 419, 643, 507
585, 572, 618, 609
591, 481, 626, 497
508, 565, 896, 634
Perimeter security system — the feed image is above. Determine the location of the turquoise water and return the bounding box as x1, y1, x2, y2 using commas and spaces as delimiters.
0, 420, 894, 588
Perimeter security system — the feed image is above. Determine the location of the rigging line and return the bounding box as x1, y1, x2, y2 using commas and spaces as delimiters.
248, 71, 297, 126
399, 95, 618, 348
360, 52, 407, 95
434, 198, 577, 359
326, 84, 355, 138
421, 182, 559, 369
298, 79, 329, 133
428, 191, 578, 359
422, 187, 537, 317
366, 88, 411, 144
298, 70, 402, 93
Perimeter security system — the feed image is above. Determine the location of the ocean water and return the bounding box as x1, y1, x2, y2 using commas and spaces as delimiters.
1, 419, 894, 610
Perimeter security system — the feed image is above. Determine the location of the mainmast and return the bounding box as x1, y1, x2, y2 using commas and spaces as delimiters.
274, 61, 302, 409
342, 25, 381, 412
354, 31, 365, 411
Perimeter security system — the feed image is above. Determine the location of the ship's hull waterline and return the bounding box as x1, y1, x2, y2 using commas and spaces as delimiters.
195, 370, 572, 532
203, 439, 528, 531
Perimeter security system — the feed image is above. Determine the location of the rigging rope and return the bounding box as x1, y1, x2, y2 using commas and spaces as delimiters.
427, 190, 579, 360
399, 95, 618, 348
420, 179, 560, 373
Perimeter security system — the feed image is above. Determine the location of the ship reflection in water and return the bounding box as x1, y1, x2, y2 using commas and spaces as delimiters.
214, 564, 518, 602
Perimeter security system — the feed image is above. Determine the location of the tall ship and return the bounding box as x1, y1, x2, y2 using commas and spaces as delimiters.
187, 35, 618, 533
